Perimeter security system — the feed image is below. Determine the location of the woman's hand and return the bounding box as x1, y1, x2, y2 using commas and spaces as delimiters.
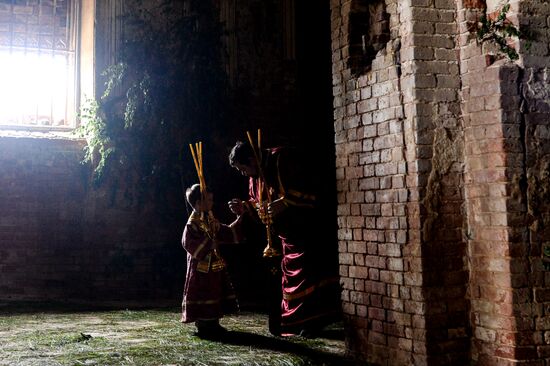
267, 198, 287, 218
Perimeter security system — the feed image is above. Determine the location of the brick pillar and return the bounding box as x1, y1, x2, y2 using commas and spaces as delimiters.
460, 0, 550, 364
331, 0, 469, 364
519, 0, 550, 361
332, 0, 550, 364
331, 0, 411, 364
402, 1, 469, 364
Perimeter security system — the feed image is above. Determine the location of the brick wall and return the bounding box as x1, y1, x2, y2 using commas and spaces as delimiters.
331, 0, 550, 364
0, 137, 184, 303
404, 0, 469, 364
459, 2, 518, 363
460, 0, 550, 363
331, 0, 412, 363
516, 0, 550, 362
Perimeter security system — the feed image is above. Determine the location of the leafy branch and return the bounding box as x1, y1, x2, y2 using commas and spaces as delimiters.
75, 65, 127, 184
74, 0, 228, 193
476, 3, 526, 61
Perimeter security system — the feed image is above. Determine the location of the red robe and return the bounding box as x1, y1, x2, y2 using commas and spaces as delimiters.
246, 147, 341, 334
181, 211, 239, 323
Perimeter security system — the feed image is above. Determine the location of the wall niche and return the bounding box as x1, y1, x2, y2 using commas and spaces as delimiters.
347, 0, 390, 76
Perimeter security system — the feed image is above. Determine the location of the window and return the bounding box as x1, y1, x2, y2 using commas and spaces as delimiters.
0, 0, 78, 129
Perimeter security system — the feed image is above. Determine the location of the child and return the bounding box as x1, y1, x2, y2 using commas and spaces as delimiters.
181, 183, 241, 339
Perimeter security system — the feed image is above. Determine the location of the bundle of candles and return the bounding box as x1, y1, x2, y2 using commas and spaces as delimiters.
189, 141, 206, 198
189, 141, 214, 236
189, 141, 225, 271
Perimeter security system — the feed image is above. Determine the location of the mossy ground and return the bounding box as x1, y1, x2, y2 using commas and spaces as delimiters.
0, 303, 356, 366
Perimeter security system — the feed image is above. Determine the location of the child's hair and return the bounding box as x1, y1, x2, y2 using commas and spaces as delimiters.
185, 183, 202, 207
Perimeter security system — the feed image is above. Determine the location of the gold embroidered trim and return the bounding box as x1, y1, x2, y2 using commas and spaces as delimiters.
192, 237, 210, 259
282, 309, 340, 327
184, 295, 237, 306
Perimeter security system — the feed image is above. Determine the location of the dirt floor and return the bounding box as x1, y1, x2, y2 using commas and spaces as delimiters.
0, 303, 358, 366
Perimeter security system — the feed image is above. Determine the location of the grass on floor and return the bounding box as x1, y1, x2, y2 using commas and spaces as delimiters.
0, 304, 354, 366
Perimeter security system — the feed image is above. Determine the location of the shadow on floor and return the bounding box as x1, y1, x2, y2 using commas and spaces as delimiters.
219, 330, 358, 365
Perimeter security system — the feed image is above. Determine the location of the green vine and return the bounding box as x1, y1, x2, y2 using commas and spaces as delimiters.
75, 97, 114, 183
75, 64, 127, 183
476, 2, 526, 61
74, 0, 228, 194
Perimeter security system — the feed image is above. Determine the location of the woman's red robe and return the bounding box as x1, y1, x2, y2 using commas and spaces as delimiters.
246, 147, 341, 335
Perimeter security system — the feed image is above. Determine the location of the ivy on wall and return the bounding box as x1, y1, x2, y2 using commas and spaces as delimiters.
476, 2, 529, 61
76, 0, 228, 208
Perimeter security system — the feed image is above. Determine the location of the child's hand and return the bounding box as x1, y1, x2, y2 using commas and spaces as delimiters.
211, 218, 221, 233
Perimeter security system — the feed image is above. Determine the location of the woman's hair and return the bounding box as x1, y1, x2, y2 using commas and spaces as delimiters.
185, 183, 202, 207
229, 141, 254, 166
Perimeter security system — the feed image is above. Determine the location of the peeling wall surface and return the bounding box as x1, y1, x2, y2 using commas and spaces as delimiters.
331, 0, 550, 364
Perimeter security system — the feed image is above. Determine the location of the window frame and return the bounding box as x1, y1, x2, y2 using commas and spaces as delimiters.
0, 0, 95, 133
